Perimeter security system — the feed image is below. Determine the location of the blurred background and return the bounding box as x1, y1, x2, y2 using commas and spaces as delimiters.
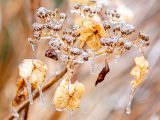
0, 0, 160, 120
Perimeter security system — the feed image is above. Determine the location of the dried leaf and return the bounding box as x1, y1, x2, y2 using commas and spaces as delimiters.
95, 63, 110, 86
12, 78, 28, 107
45, 48, 58, 60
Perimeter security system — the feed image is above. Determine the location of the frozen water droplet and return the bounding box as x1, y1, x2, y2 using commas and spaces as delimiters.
11, 107, 19, 118
24, 79, 33, 104
126, 89, 135, 114
38, 84, 45, 105
90, 52, 95, 74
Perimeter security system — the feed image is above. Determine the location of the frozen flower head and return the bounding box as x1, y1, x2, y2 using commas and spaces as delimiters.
77, 20, 106, 51
19, 59, 47, 88
53, 79, 85, 111
130, 56, 149, 90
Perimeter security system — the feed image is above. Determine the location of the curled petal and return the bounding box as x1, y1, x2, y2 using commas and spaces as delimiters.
86, 35, 102, 51
73, 82, 85, 99
134, 56, 149, 68
130, 66, 141, 79
67, 98, 80, 111
53, 87, 69, 109
19, 59, 34, 78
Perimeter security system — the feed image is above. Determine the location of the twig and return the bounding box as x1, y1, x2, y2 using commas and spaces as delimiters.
5, 68, 67, 120
23, 104, 29, 120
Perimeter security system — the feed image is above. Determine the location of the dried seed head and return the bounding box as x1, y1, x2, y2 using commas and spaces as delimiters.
121, 23, 135, 35
33, 32, 41, 39
49, 38, 61, 50
60, 54, 69, 62
82, 51, 89, 61
28, 38, 39, 45
103, 21, 111, 30
32, 23, 45, 31
100, 37, 108, 46
123, 40, 132, 50
52, 23, 62, 31
37, 7, 49, 19
59, 13, 66, 20
69, 47, 82, 55
139, 32, 149, 41
113, 25, 120, 32
74, 3, 81, 10
83, 6, 90, 12
65, 35, 76, 44
45, 48, 58, 60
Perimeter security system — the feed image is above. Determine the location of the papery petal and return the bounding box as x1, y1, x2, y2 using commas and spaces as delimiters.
73, 82, 85, 99
29, 68, 46, 88
135, 56, 149, 68
19, 59, 34, 78
67, 98, 80, 111
53, 86, 69, 109
130, 66, 141, 79
86, 35, 102, 51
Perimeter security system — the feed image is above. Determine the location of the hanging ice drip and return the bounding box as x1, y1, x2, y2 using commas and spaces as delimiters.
11, 105, 19, 118
126, 56, 149, 114
90, 51, 95, 74
19, 59, 47, 104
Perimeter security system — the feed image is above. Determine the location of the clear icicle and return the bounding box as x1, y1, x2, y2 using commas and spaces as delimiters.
68, 110, 72, 120
114, 55, 120, 64
38, 84, 45, 105
11, 107, 19, 118
24, 79, 33, 104
90, 52, 95, 74
126, 89, 135, 114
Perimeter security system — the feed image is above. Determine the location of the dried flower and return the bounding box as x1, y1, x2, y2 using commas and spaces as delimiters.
53, 79, 85, 111
130, 56, 149, 89
77, 20, 106, 51
19, 59, 47, 88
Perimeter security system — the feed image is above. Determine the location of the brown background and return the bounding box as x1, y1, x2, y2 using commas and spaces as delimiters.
0, 0, 160, 120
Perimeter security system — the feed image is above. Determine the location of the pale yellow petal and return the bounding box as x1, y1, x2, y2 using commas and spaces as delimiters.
29, 68, 46, 88
67, 98, 80, 111
135, 56, 149, 68
73, 82, 85, 99
86, 35, 102, 51
53, 86, 69, 109
130, 66, 141, 79
19, 59, 34, 78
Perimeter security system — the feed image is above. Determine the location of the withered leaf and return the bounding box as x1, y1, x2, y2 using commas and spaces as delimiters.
95, 63, 110, 86
12, 78, 28, 107
45, 48, 58, 60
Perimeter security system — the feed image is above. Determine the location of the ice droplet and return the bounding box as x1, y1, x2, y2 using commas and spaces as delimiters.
24, 79, 33, 104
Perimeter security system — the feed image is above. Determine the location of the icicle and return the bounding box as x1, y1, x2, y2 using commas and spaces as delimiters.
90, 52, 95, 74
68, 110, 72, 120
114, 55, 120, 64
24, 79, 33, 104
11, 106, 19, 118
38, 84, 45, 105
126, 89, 136, 114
